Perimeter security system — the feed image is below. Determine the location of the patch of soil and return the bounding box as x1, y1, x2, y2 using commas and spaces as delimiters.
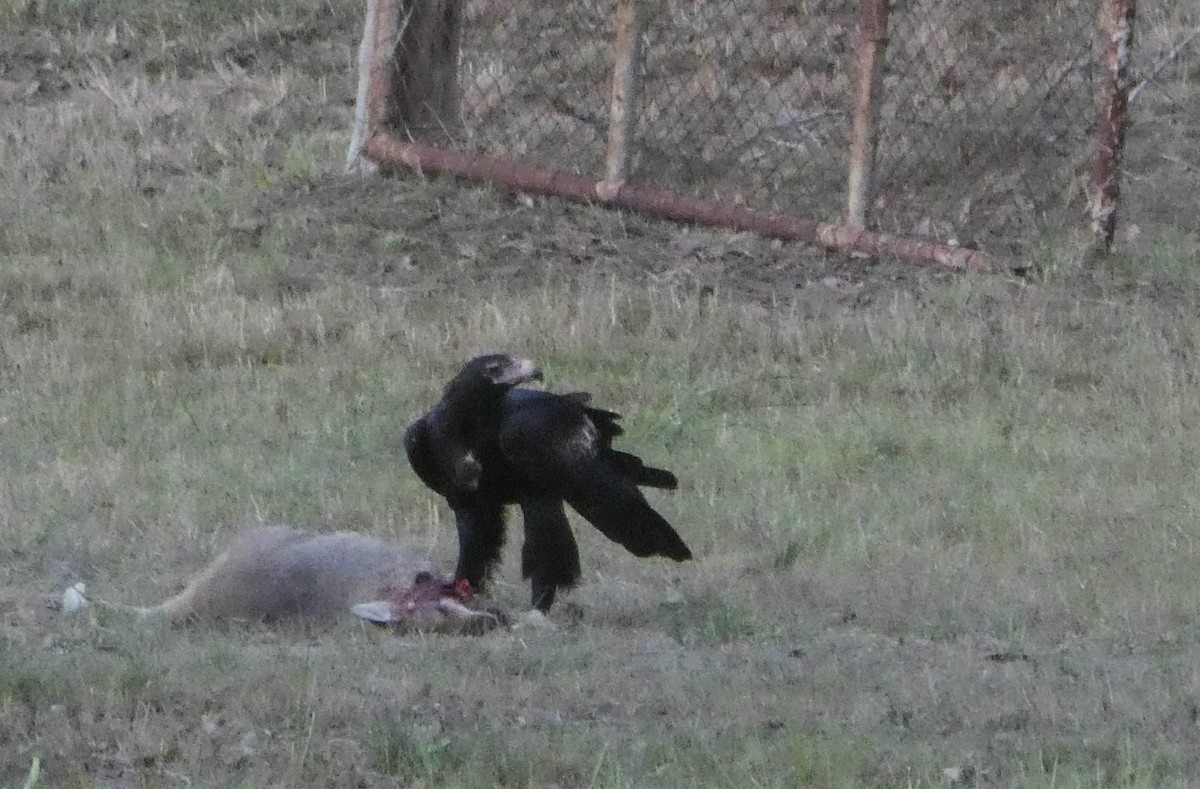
243, 170, 949, 310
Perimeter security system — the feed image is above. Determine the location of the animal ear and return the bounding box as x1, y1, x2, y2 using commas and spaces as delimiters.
350, 600, 399, 624
436, 597, 507, 629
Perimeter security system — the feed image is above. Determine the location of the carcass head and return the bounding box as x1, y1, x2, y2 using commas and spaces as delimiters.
351, 573, 509, 635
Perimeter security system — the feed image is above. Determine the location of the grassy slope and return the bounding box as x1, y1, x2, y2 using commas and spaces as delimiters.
2, 0, 1200, 786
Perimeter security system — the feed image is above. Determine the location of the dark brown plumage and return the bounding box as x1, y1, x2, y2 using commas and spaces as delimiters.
405, 354, 691, 611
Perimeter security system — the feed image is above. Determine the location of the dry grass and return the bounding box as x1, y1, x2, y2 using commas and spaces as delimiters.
2, 0, 1200, 786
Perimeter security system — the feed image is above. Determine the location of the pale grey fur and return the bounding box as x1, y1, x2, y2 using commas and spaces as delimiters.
110, 525, 436, 624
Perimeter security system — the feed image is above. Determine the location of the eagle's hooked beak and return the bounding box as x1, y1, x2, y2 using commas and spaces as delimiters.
501, 357, 543, 385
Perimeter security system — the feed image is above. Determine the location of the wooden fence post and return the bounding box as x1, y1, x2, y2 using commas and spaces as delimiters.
600, 0, 649, 199
846, 0, 890, 229
1089, 0, 1138, 255
389, 0, 465, 141
347, 0, 395, 171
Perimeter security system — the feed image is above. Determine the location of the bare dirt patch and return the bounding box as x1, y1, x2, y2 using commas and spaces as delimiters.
242, 170, 939, 302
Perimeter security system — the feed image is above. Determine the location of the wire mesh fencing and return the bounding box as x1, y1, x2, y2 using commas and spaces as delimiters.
1117, 0, 1199, 239
458, 0, 859, 221
353, 0, 1151, 268
873, 0, 1100, 253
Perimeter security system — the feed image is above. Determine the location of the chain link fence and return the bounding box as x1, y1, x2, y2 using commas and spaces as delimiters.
1119, 1, 1199, 240
353, 0, 1170, 266
459, 0, 857, 220
874, 0, 1099, 252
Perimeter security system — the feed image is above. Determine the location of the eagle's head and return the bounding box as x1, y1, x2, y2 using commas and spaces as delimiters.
455, 354, 543, 388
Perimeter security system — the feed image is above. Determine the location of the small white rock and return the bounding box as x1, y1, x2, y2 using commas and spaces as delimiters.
62, 582, 88, 614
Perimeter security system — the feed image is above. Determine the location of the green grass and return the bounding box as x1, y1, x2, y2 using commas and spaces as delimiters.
7, 247, 1200, 789
3, 0, 1200, 786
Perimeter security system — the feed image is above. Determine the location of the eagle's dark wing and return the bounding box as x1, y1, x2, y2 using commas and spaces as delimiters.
505, 389, 675, 489
608, 449, 678, 490
404, 412, 482, 498
403, 416, 447, 495
498, 394, 691, 562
